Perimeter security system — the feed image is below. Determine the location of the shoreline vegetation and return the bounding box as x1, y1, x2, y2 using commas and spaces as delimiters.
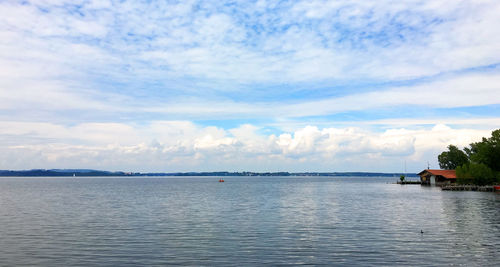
438, 129, 500, 186
0, 169, 417, 177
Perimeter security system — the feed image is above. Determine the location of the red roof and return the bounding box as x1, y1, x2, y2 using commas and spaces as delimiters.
418, 169, 456, 179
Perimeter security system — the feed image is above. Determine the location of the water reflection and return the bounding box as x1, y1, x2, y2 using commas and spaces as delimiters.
439, 192, 500, 262
0, 177, 498, 266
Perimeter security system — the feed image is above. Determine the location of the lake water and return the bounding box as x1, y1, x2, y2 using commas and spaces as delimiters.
0, 176, 499, 266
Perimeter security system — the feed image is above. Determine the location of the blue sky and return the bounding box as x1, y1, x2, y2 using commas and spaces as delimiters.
0, 0, 499, 172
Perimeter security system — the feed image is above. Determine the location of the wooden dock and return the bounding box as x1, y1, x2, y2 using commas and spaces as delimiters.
396, 181, 422, 185
441, 185, 495, 192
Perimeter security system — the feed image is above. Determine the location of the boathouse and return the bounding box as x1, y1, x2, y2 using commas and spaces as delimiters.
418, 169, 456, 186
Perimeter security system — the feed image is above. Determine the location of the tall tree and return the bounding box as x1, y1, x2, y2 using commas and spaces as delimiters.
445, 129, 500, 185
456, 163, 495, 185
438, 145, 469, 170
465, 129, 500, 172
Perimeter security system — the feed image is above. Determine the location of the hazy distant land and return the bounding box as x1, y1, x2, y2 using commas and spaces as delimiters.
0, 169, 417, 177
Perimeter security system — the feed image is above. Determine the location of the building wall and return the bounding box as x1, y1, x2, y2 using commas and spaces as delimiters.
418, 171, 456, 186
430, 175, 436, 185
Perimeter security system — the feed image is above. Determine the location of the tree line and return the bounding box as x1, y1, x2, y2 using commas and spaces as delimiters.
438, 129, 500, 185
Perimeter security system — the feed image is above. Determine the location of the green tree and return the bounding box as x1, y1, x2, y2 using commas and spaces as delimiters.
456, 164, 473, 184
456, 163, 495, 185
465, 129, 500, 172
438, 145, 469, 170
440, 129, 500, 185
470, 163, 495, 186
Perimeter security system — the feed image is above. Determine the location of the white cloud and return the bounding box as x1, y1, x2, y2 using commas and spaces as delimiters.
0, 1, 499, 172
2, 0, 500, 87
0, 121, 494, 172
277, 72, 500, 118
1, 0, 499, 97
103, 71, 500, 120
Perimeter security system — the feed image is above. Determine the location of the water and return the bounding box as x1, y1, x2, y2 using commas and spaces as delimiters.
0, 176, 499, 266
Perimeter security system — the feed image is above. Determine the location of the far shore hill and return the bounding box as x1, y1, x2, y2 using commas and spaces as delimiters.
0, 169, 417, 177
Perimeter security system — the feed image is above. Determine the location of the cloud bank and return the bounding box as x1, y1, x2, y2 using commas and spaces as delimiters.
0, 121, 493, 172
0, 0, 499, 171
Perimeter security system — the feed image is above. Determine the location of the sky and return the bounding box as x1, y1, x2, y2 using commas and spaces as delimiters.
0, 0, 499, 173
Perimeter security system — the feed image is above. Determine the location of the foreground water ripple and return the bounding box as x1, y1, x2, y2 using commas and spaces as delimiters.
0, 176, 499, 266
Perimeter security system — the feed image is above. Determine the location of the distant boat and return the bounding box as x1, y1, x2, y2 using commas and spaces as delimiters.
219, 178, 224, 182
494, 185, 500, 191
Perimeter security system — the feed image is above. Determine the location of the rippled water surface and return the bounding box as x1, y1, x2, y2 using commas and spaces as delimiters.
1, 176, 499, 266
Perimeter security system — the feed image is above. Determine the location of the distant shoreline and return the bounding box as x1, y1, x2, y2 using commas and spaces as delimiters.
0, 169, 417, 177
